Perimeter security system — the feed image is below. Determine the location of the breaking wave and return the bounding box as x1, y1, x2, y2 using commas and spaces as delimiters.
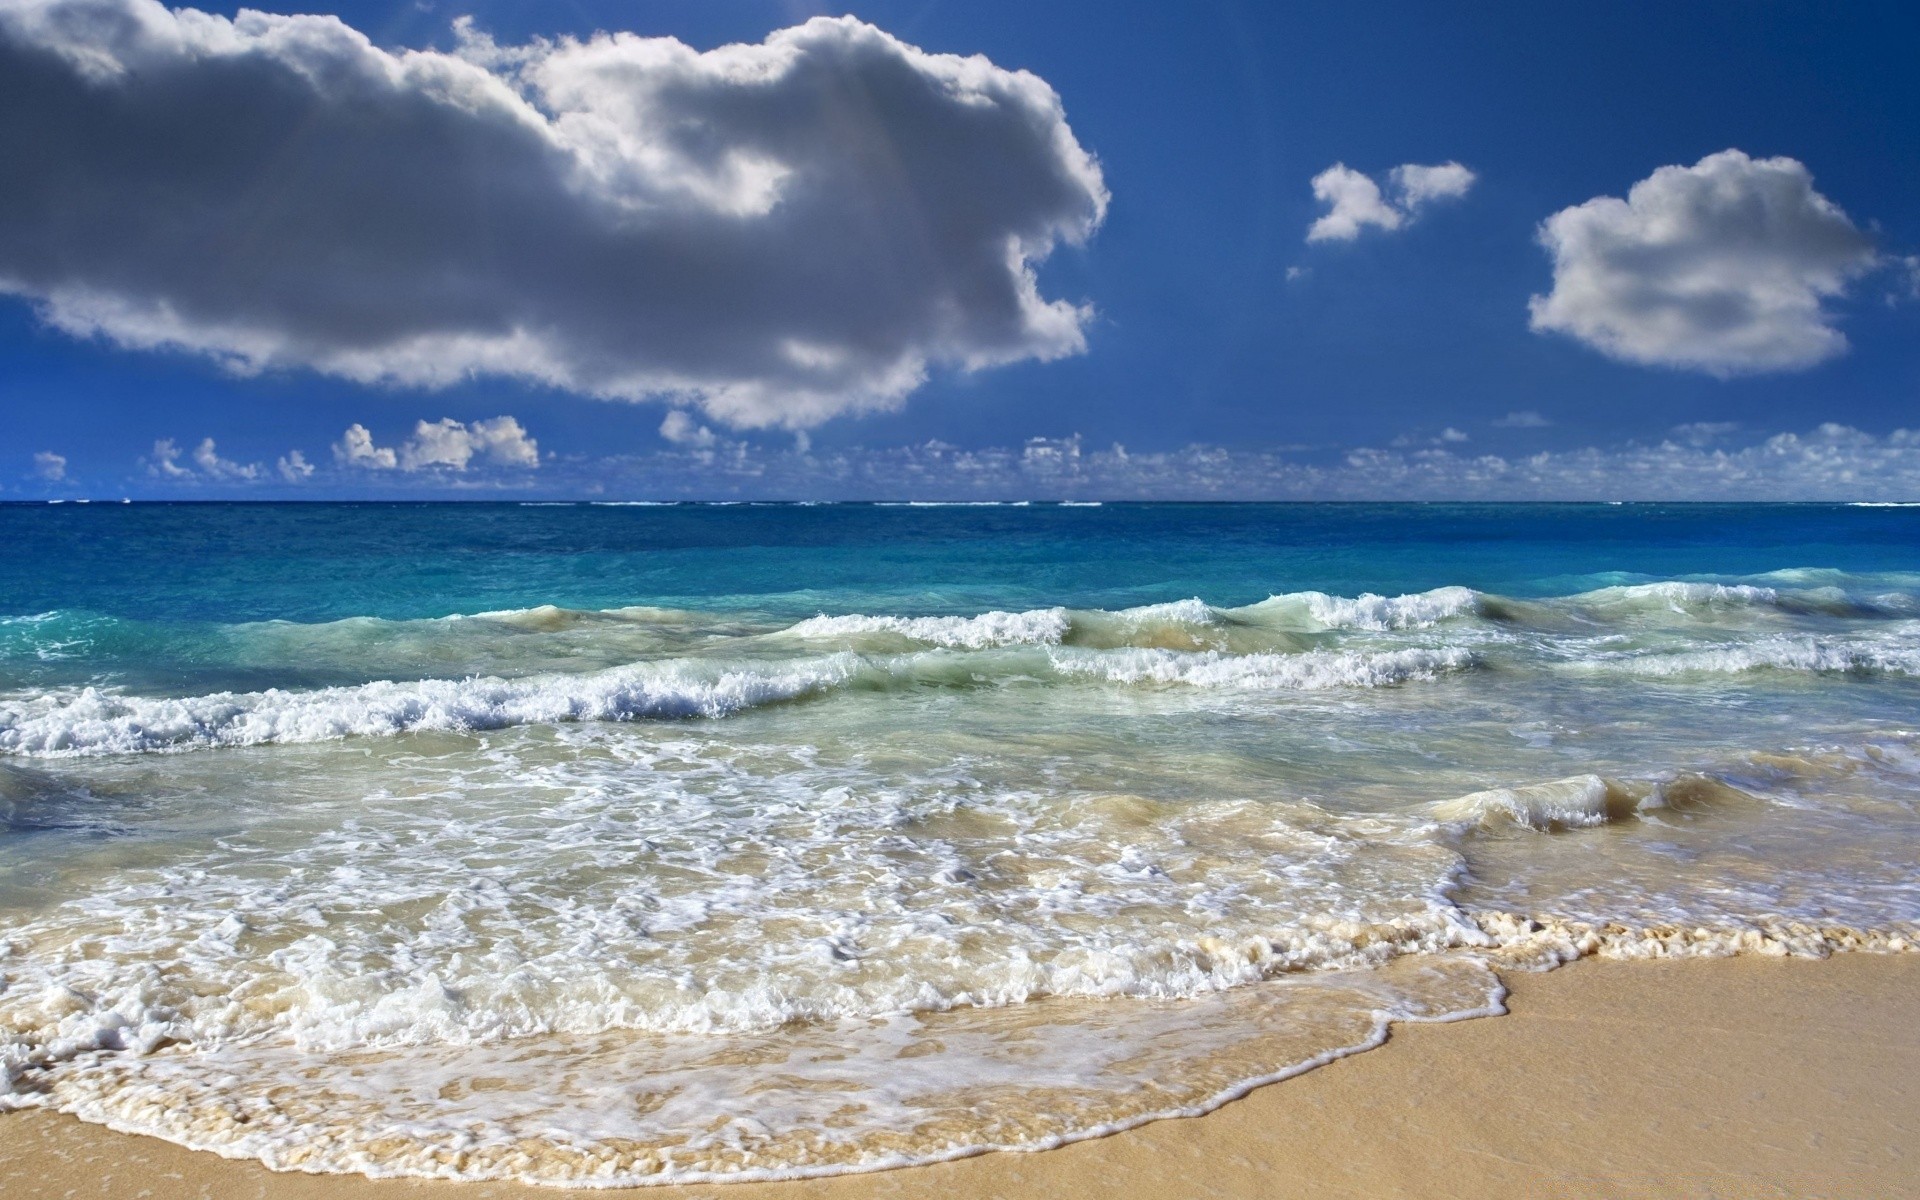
0, 642, 1477, 757
0, 657, 863, 757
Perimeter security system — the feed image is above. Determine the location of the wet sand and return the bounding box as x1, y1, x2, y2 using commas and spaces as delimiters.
2, 953, 1914, 1199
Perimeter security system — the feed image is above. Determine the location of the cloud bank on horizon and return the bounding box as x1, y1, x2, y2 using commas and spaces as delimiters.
0, 0, 1107, 429
57, 415, 1920, 503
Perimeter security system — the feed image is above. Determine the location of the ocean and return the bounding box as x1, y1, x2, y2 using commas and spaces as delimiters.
2, 501, 1917, 1184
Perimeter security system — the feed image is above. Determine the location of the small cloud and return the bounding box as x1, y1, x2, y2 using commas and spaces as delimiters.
1491, 411, 1551, 429
335, 417, 538, 471
1285, 266, 1310, 282
1390, 428, 1469, 449
277, 450, 315, 482
402, 416, 539, 470
1308, 165, 1401, 242
1670, 421, 1740, 445
144, 437, 263, 482
147, 438, 193, 479
335, 424, 399, 470
31, 450, 66, 481
192, 438, 262, 481
1390, 162, 1477, 208
1892, 254, 1920, 305
660, 410, 718, 448
1307, 161, 1477, 243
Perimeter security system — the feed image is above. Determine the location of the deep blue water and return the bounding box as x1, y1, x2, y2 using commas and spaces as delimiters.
5, 502, 1917, 624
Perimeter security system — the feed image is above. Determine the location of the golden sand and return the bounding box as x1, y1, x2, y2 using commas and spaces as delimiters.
3, 953, 1914, 1199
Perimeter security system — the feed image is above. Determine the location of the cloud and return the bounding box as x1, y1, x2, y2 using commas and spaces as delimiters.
1897, 255, 1920, 303
335, 424, 399, 470
0, 2, 1107, 429
659, 410, 717, 448
402, 416, 540, 470
1307, 160, 1476, 243
31, 450, 65, 481
145, 436, 263, 481
1528, 150, 1878, 376
335, 417, 539, 471
1307, 166, 1402, 242
192, 437, 262, 481
1669, 421, 1739, 445
1391, 428, 1469, 448
146, 439, 191, 479
1491, 411, 1551, 429
277, 449, 314, 482
562, 424, 1920, 502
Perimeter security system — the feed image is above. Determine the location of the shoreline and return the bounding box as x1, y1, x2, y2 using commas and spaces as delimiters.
3, 952, 1915, 1198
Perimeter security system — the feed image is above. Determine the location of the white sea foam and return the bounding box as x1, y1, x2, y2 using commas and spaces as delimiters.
785, 608, 1071, 648
1114, 597, 1217, 625
1054, 645, 1475, 689
1591, 636, 1920, 678
0, 656, 862, 757
1246, 586, 1481, 631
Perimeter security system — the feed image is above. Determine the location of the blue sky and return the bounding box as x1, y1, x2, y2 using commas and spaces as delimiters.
3, 0, 1918, 499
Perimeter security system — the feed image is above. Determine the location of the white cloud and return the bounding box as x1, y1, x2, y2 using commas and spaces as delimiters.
277, 449, 315, 482
0, 2, 1107, 429
401, 416, 540, 470
335, 417, 539, 471
1491, 411, 1551, 429
1307, 166, 1402, 242
1670, 421, 1740, 445
1390, 162, 1477, 208
31, 450, 65, 481
144, 436, 262, 481
146, 439, 191, 479
659, 410, 717, 448
1438, 427, 1469, 444
1307, 160, 1477, 243
334, 424, 399, 470
1528, 149, 1878, 376
191, 437, 262, 481
1898, 255, 1920, 302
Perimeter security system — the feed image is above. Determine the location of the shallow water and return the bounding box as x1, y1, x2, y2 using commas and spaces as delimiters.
1, 503, 1917, 1183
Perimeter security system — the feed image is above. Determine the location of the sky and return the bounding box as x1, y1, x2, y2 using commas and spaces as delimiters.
2, 0, 1918, 500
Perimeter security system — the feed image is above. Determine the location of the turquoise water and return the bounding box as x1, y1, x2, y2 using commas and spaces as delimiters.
2, 503, 1918, 1182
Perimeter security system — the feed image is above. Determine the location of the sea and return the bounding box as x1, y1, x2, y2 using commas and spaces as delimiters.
2, 501, 1917, 1184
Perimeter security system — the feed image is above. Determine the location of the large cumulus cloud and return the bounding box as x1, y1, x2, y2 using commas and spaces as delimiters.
0, 0, 1107, 427
1528, 150, 1877, 376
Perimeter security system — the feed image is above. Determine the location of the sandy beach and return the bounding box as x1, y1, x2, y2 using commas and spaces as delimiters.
3, 952, 1913, 1200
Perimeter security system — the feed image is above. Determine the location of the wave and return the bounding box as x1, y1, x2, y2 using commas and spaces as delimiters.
1583, 636, 1920, 679
785, 608, 1072, 649
0, 641, 1475, 757
0, 656, 862, 757
8, 573, 1914, 667
1051, 645, 1475, 690
1238, 586, 1481, 632
1432, 774, 1645, 831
